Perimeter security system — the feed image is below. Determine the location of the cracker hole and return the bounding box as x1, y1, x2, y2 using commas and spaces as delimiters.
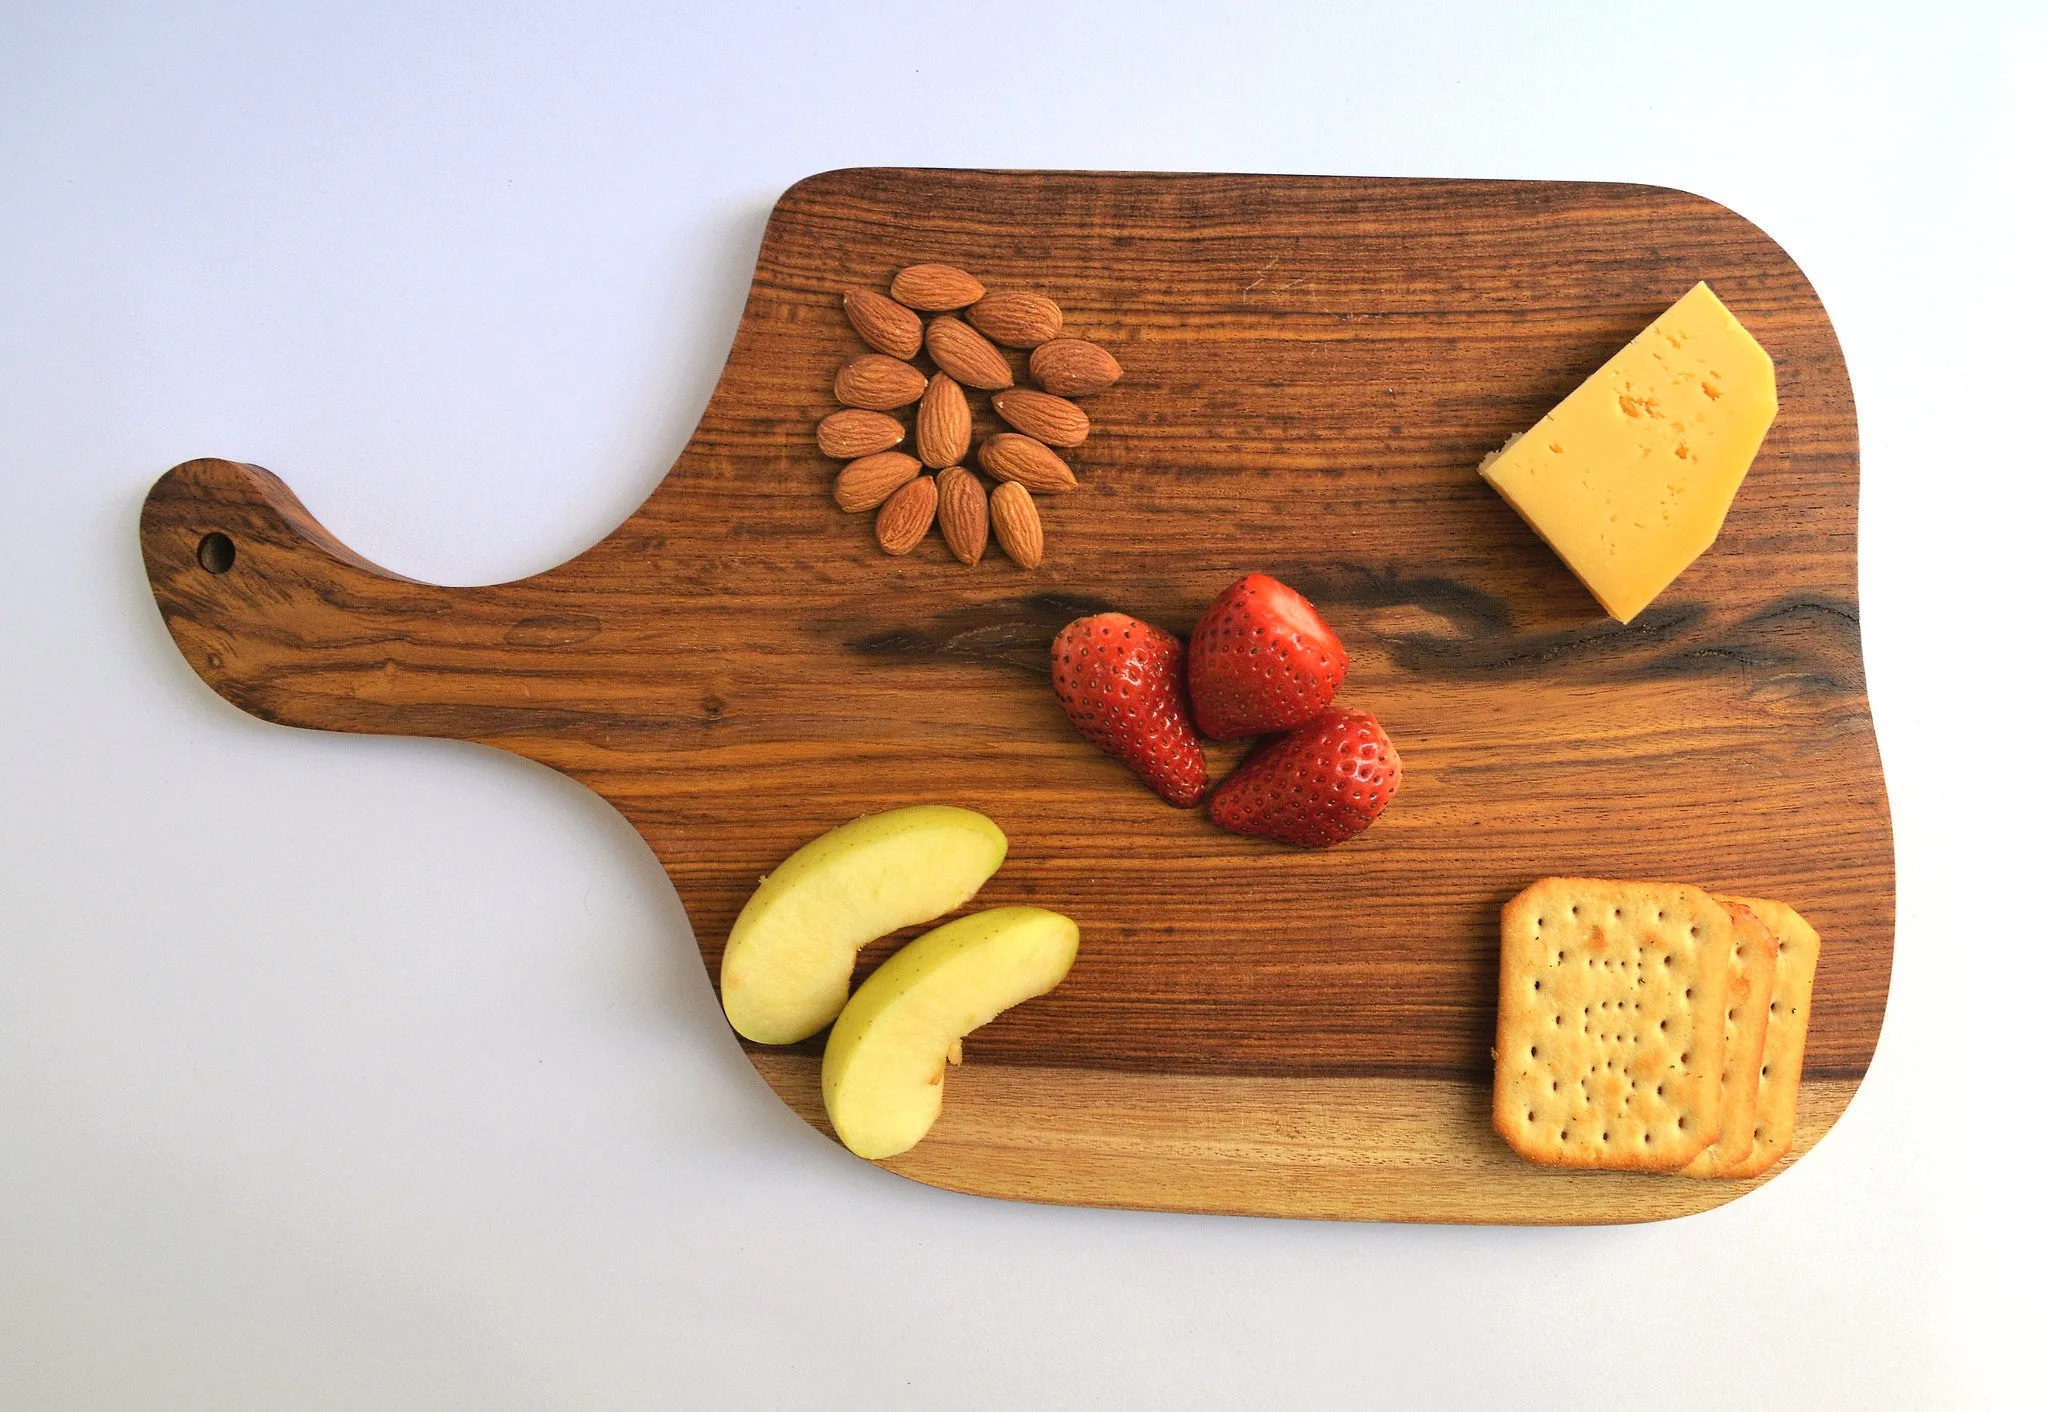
1761, 1065, 1770, 1077
1688, 926, 1699, 938
1678, 1116, 1687, 1130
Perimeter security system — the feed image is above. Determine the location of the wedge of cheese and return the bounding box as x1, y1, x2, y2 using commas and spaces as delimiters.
1479, 282, 1776, 623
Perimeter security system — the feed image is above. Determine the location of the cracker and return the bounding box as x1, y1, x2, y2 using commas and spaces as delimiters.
1493, 878, 1734, 1171
1709, 896, 1820, 1179
1679, 899, 1780, 1177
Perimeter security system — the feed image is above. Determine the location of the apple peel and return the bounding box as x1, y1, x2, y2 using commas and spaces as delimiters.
822, 906, 1080, 1160
719, 805, 1007, 1045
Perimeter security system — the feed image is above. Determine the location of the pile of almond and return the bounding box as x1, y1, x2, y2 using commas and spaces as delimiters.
818, 264, 1122, 568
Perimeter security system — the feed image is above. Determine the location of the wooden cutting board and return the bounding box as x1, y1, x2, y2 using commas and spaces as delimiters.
140, 169, 1891, 1224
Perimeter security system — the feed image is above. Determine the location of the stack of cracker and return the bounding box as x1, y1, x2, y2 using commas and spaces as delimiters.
1492, 878, 1819, 1179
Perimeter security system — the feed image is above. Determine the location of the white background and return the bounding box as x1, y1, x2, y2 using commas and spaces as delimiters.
3, 2, 2041, 1406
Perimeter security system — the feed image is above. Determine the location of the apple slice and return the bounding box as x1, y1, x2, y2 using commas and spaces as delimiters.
822, 906, 1080, 1160
719, 805, 1008, 1044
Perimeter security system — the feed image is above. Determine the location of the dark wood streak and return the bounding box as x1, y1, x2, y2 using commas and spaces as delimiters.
1636, 599, 1865, 695
847, 580, 1864, 711
137, 169, 1892, 1223
1371, 601, 1707, 675
846, 592, 1119, 676
1291, 564, 1517, 636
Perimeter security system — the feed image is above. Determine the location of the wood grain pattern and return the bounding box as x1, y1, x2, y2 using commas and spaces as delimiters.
753, 1055, 1860, 1225
138, 169, 1892, 1223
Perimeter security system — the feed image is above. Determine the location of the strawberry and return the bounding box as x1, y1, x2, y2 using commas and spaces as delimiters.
1050, 613, 1208, 807
1186, 573, 1349, 739
1209, 709, 1401, 847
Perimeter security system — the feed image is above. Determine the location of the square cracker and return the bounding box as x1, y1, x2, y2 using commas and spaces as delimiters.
1494, 879, 1734, 1171
1710, 896, 1820, 1179
1680, 899, 1780, 1177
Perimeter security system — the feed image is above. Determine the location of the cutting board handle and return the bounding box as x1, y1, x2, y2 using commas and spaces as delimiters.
140, 458, 618, 745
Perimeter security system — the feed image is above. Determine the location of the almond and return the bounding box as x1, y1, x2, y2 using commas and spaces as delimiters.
924, 316, 1014, 391
978, 433, 1077, 493
989, 481, 1044, 569
844, 289, 923, 359
876, 475, 938, 555
817, 409, 905, 459
916, 373, 972, 470
990, 387, 1089, 447
834, 354, 926, 411
890, 264, 986, 312
1029, 338, 1122, 397
833, 451, 922, 512
936, 467, 989, 566
966, 292, 1063, 348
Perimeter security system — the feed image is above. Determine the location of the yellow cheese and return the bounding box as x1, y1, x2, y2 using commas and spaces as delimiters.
1478, 282, 1776, 623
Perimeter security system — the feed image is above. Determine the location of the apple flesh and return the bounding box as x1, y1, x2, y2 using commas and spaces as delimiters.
719, 805, 1008, 1044
822, 906, 1080, 1160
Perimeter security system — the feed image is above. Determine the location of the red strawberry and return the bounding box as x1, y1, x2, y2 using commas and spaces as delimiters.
1209, 709, 1401, 847
1050, 613, 1208, 807
1187, 573, 1349, 739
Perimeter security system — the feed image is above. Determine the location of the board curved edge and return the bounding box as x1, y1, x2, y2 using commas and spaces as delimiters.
746, 1050, 1859, 1224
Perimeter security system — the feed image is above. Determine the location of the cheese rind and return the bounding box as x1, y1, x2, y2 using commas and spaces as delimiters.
1479, 282, 1776, 623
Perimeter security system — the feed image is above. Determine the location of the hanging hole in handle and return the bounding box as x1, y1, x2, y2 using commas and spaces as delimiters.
197, 532, 236, 574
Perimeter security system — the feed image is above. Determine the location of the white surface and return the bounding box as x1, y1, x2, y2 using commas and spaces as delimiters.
2, 2, 2040, 1406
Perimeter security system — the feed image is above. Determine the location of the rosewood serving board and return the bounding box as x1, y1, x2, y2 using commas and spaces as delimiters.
140, 169, 1891, 1224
